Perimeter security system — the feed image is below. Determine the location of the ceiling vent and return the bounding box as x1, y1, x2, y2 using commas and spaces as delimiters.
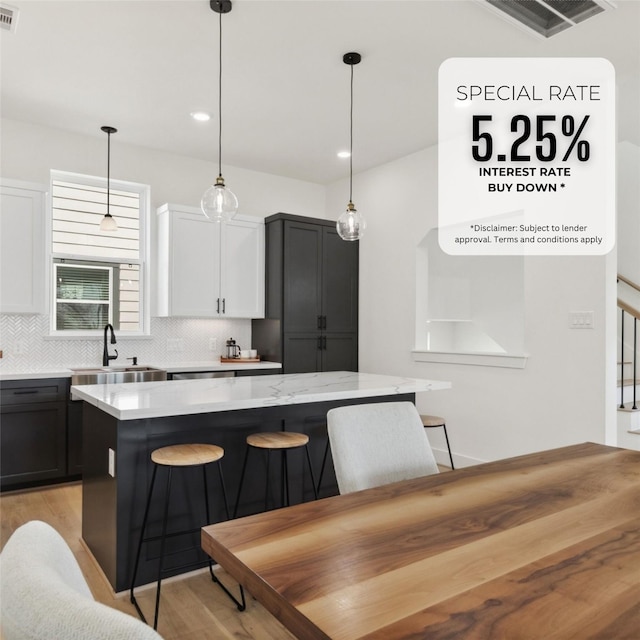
0, 3, 19, 33
477, 0, 616, 38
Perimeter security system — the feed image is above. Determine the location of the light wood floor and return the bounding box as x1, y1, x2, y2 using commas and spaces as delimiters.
0, 481, 297, 640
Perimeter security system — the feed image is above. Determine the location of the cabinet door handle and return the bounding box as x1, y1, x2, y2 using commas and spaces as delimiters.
217, 298, 220, 314
317, 315, 323, 330
14, 389, 38, 395
222, 298, 226, 314
317, 336, 323, 350
322, 336, 327, 350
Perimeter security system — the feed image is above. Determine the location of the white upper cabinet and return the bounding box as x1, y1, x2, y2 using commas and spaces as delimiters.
219, 217, 266, 318
0, 179, 47, 314
156, 203, 264, 319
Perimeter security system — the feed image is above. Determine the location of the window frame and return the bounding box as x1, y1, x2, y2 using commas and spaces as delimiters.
48, 170, 150, 338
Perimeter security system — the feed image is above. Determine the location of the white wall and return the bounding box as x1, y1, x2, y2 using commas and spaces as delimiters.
0, 118, 325, 218
326, 144, 617, 466
615, 141, 640, 422
617, 141, 640, 283
0, 118, 325, 371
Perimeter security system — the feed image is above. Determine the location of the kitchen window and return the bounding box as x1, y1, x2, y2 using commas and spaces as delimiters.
54, 262, 112, 330
50, 171, 150, 335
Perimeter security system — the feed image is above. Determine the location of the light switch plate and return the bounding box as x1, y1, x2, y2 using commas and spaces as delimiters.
569, 311, 594, 329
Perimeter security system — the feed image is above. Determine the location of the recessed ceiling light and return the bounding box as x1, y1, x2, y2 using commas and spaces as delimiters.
337, 150, 351, 159
190, 111, 211, 122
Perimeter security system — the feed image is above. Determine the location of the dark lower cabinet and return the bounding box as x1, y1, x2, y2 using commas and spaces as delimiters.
282, 333, 357, 373
323, 334, 358, 371
67, 399, 84, 475
0, 379, 68, 490
282, 333, 321, 372
1, 371, 283, 491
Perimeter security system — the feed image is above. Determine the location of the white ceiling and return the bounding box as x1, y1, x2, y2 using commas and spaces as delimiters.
1, 0, 639, 185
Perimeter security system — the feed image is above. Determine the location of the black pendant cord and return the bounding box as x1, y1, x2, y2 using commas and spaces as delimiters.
349, 61, 354, 204
218, 8, 223, 179
338, 52, 362, 240
106, 130, 111, 215
100, 126, 117, 224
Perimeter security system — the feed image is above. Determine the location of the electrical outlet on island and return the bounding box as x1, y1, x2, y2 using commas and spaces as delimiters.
108, 448, 116, 478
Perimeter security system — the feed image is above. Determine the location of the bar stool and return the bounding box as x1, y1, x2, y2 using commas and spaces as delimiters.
130, 443, 245, 630
233, 432, 318, 518
419, 415, 455, 469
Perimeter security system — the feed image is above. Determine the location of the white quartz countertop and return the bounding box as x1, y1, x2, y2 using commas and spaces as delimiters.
70, 371, 451, 421
0, 360, 281, 381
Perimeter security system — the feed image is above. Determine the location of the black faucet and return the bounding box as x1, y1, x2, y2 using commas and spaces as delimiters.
103, 323, 118, 366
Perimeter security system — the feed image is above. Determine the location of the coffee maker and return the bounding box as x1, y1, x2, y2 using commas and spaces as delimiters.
225, 337, 241, 359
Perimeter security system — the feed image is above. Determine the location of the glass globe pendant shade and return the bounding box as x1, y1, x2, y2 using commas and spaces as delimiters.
201, 176, 238, 222
100, 212, 118, 232
336, 202, 366, 241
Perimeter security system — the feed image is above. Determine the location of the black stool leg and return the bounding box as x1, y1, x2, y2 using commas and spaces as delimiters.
210, 566, 247, 612
203, 466, 216, 581
233, 446, 251, 519
316, 439, 330, 496
153, 466, 173, 630
442, 424, 455, 470
130, 464, 158, 624
205, 462, 246, 611
282, 449, 289, 507
265, 450, 272, 511
305, 444, 319, 500
217, 463, 231, 520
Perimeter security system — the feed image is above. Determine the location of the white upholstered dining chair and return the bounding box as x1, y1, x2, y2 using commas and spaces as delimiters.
327, 401, 440, 494
0, 520, 164, 640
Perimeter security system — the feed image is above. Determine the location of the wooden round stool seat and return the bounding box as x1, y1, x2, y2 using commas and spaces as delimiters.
151, 443, 224, 467
246, 432, 309, 450
419, 415, 446, 428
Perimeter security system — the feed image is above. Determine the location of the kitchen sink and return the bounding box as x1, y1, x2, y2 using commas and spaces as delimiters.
70, 366, 167, 386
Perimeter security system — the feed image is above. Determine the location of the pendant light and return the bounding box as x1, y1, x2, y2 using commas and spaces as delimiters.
99, 126, 118, 232
336, 52, 366, 242
201, 0, 238, 222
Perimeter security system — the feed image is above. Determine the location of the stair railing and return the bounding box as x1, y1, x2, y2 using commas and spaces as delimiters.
617, 274, 640, 410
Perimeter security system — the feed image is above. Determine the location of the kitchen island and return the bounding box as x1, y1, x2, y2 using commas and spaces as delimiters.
73, 371, 450, 592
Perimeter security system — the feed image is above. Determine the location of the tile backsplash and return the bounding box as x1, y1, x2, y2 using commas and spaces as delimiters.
0, 314, 252, 372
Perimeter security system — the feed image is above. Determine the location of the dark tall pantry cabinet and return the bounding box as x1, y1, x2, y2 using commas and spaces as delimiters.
252, 213, 358, 373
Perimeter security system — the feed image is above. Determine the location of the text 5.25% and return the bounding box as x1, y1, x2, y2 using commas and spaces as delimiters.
471, 114, 590, 163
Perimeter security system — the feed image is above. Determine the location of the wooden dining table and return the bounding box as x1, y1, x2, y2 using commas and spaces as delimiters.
202, 442, 640, 639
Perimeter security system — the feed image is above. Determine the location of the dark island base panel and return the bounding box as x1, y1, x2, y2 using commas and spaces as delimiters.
81, 393, 415, 592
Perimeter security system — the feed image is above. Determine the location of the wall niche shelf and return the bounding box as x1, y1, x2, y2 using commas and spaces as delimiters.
412, 349, 528, 369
